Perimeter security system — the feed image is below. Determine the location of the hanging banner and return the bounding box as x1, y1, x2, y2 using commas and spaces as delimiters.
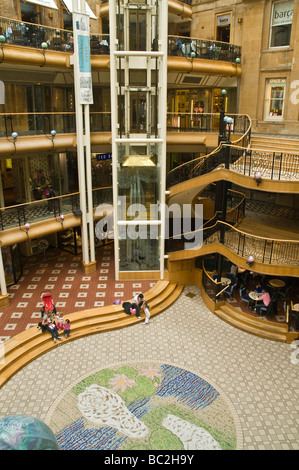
73, 11, 93, 105
62, 0, 97, 19
25, 0, 58, 9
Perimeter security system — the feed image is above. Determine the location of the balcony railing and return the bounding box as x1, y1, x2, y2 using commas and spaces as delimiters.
0, 112, 112, 138
167, 112, 248, 134
168, 35, 241, 62
166, 219, 299, 268
0, 187, 113, 231
0, 16, 241, 62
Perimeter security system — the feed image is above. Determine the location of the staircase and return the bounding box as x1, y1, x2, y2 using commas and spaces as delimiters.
215, 303, 298, 344
250, 134, 299, 155
0, 281, 183, 389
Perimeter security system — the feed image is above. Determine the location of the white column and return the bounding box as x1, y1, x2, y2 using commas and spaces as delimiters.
0, 246, 7, 297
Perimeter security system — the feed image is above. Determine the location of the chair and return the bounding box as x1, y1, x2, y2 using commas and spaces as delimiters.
223, 282, 237, 300
239, 287, 253, 307
259, 299, 277, 317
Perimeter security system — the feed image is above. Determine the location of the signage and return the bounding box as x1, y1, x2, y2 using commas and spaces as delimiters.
73, 12, 93, 105
272, 0, 293, 25
96, 153, 112, 161
217, 13, 231, 26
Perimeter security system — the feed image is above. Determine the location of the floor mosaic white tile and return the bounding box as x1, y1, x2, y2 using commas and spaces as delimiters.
0, 286, 298, 450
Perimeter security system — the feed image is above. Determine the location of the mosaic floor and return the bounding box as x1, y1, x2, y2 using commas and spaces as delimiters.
47, 362, 239, 450
0, 285, 299, 450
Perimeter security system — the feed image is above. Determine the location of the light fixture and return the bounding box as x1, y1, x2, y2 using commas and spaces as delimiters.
50, 129, 56, 141
246, 255, 255, 267
253, 171, 262, 186
0, 34, 5, 64
11, 132, 18, 142
57, 214, 65, 226
21, 222, 31, 237
235, 57, 241, 64
40, 42, 48, 67
122, 156, 156, 167
221, 89, 227, 96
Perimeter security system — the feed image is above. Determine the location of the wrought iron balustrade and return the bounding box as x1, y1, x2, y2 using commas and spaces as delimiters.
0, 187, 113, 231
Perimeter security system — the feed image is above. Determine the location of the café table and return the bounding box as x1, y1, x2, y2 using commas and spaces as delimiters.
249, 291, 262, 301
269, 279, 285, 288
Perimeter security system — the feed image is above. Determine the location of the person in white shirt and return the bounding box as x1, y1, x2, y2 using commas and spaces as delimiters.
132, 293, 145, 319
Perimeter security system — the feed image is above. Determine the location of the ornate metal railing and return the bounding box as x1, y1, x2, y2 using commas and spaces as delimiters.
166, 219, 299, 267
166, 112, 249, 134
168, 35, 241, 62
0, 112, 111, 137
166, 114, 251, 188
0, 187, 113, 231
0, 16, 110, 55
0, 16, 241, 64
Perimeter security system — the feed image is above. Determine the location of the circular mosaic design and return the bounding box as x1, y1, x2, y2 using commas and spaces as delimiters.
46, 362, 242, 450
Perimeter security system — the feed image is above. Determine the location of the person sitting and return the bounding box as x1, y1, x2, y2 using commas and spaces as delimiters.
131, 293, 145, 320
255, 289, 271, 314
255, 282, 264, 293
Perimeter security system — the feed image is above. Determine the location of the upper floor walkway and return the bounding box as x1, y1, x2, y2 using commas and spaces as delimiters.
0, 16, 241, 68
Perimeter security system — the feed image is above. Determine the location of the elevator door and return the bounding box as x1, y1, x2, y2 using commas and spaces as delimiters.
130, 93, 147, 133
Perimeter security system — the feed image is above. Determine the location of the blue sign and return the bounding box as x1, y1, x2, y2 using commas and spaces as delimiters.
96, 153, 112, 161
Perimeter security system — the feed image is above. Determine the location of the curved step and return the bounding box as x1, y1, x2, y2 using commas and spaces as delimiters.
0, 281, 183, 389
214, 303, 294, 343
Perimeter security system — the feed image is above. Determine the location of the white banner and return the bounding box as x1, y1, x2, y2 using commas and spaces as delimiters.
73, 12, 93, 105
62, 0, 96, 19
25, 0, 58, 10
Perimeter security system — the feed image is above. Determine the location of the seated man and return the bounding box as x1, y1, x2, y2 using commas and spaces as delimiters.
255, 289, 271, 314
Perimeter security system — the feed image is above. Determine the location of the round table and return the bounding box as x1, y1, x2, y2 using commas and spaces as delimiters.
249, 291, 262, 301
269, 279, 285, 288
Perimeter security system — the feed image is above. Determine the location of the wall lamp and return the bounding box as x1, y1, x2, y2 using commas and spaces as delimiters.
57, 214, 65, 226
253, 171, 262, 186
21, 222, 31, 237
50, 129, 56, 141
7, 131, 18, 153
187, 50, 196, 71
40, 42, 48, 67
246, 255, 255, 267
0, 34, 5, 63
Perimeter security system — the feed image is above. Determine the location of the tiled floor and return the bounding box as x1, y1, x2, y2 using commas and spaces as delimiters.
0, 285, 298, 450
0, 247, 298, 450
0, 244, 155, 342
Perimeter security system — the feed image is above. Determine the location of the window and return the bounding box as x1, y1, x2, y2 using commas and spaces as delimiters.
216, 13, 231, 43
270, 0, 293, 47
264, 78, 286, 121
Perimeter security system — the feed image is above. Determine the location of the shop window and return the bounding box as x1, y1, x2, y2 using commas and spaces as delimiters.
270, 0, 293, 47
264, 78, 286, 121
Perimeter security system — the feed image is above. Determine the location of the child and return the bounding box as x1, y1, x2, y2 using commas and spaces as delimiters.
55, 313, 64, 331
63, 319, 71, 338
143, 302, 150, 325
